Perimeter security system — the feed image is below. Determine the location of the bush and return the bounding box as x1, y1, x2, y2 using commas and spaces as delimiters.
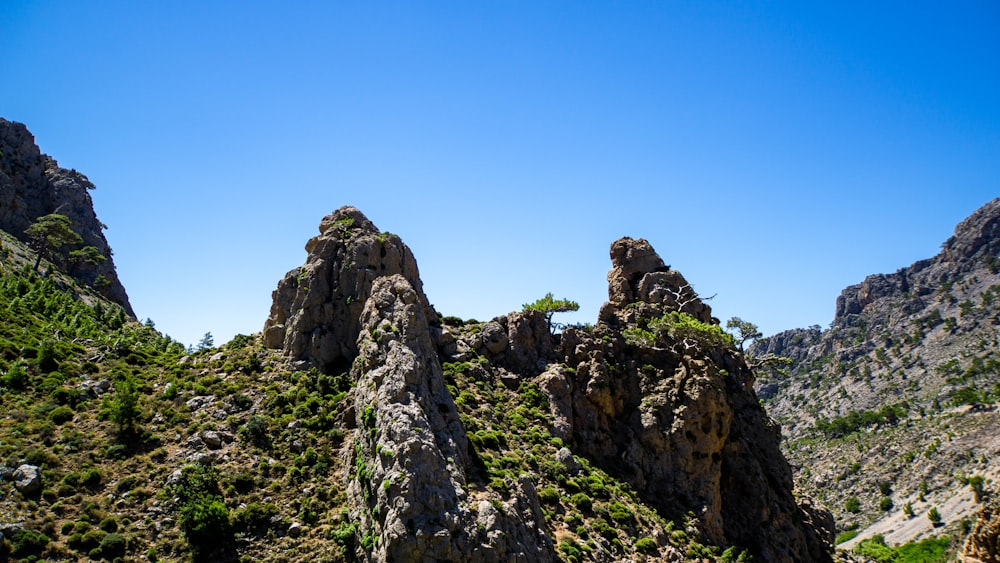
845, 496, 861, 513
2, 362, 28, 389
233, 502, 278, 534
175, 464, 231, 553
98, 532, 126, 558
48, 405, 74, 424
635, 536, 658, 554
879, 496, 894, 511
106, 375, 141, 432
537, 486, 560, 504
570, 493, 592, 512
9, 528, 50, 558
836, 530, 859, 544
240, 415, 270, 448
927, 507, 942, 524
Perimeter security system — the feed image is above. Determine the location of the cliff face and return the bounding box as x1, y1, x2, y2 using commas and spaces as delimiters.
0, 118, 132, 314
750, 198, 1000, 546
267, 209, 833, 562
263, 206, 434, 374
555, 237, 832, 561
964, 493, 1000, 563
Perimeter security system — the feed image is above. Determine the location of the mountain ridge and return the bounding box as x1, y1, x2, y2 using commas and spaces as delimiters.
751, 197, 1000, 557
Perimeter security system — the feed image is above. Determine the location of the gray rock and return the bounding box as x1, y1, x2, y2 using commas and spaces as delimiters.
262, 206, 437, 373
347, 274, 556, 562
201, 431, 223, 449
12, 464, 41, 495
0, 118, 133, 313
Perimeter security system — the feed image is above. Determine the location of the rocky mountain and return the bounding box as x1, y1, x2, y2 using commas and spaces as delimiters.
751, 198, 1000, 555
258, 207, 833, 562
0, 200, 834, 562
0, 120, 837, 562
0, 118, 132, 315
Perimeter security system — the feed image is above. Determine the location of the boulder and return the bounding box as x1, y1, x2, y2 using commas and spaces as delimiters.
12, 464, 41, 495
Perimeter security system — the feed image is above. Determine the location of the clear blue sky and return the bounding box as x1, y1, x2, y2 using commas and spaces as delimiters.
2, 1, 998, 347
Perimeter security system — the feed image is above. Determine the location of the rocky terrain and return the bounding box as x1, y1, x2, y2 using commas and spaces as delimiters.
0, 119, 834, 562
11, 116, 1000, 562
751, 198, 1000, 558
260, 206, 833, 562
0, 118, 132, 315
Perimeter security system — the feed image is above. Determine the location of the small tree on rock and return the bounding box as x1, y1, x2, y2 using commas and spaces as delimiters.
523, 293, 579, 333
725, 317, 762, 353
25, 213, 83, 272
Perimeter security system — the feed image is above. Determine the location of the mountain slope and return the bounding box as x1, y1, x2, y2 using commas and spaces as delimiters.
0, 118, 132, 315
0, 119, 833, 562
751, 198, 1000, 553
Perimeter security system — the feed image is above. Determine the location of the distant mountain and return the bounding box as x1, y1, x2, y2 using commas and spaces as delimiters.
751, 198, 1000, 553
0, 118, 132, 315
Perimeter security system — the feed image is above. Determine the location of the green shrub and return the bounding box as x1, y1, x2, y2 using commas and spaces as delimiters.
537, 486, 560, 504
98, 532, 126, 558
2, 362, 28, 389
845, 496, 861, 513
240, 415, 270, 448
9, 528, 50, 558
927, 507, 942, 524
559, 539, 584, 562
635, 536, 658, 554
233, 502, 278, 534
836, 530, 859, 544
175, 464, 231, 553
570, 493, 592, 512
880, 496, 894, 511
48, 405, 74, 424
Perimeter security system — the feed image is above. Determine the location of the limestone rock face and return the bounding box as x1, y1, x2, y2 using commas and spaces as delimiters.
556, 236, 833, 562
263, 207, 435, 373
600, 236, 713, 326
964, 495, 1000, 563
347, 275, 554, 562
0, 118, 132, 314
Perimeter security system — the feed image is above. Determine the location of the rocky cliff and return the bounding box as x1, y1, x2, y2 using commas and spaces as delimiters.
0, 118, 132, 314
964, 492, 1000, 563
265, 208, 833, 562
751, 198, 1000, 549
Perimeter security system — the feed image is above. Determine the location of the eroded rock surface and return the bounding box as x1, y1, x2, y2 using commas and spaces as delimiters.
347, 274, 554, 562
263, 206, 435, 373
0, 118, 132, 313
964, 495, 1000, 563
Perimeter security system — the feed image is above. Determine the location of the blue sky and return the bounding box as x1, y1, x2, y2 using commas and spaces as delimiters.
2, 1, 998, 347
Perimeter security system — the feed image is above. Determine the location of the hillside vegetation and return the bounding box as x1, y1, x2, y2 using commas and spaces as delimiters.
752, 198, 1000, 559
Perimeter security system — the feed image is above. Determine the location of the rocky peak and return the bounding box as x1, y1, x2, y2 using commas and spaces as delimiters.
561, 237, 832, 560
599, 236, 714, 327
263, 206, 435, 373
0, 118, 132, 314
943, 197, 1000, 267
833, 198, 1000, 327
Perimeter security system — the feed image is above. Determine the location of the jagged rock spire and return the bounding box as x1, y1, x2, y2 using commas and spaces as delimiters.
262, 206, 434, 372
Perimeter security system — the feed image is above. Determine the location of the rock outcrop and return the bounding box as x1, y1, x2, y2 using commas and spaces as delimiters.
347, 274, 553, 562
0, 118, 132, 314
965, 494, 1000, 563
265, 211, 833, 562
562, 237, 832, 561
263, 206, 435, 373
